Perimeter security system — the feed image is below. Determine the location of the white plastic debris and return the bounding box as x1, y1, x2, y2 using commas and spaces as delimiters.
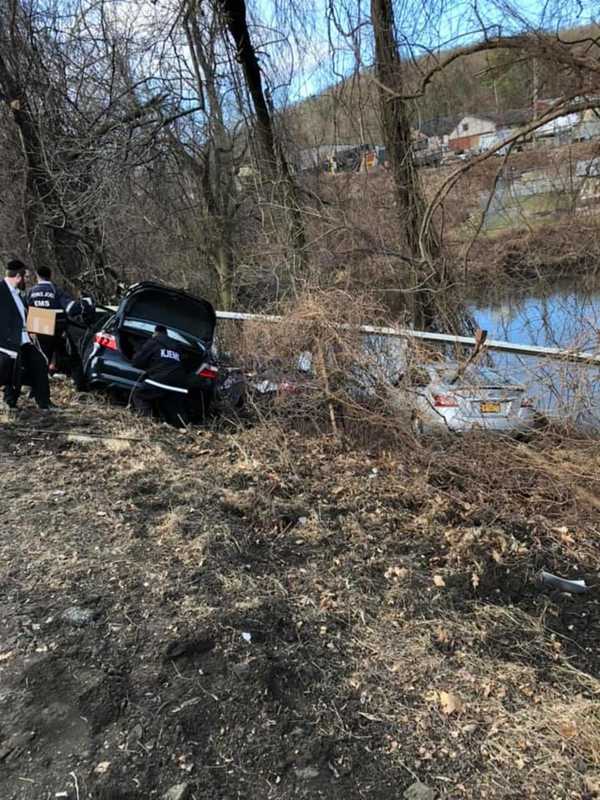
537, 571, 588, 594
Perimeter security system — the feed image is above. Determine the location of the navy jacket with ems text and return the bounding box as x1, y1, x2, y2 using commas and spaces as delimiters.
132, 333, 189, 394
27, 281, 75, 315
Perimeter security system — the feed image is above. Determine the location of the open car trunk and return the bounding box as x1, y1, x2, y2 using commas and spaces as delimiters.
116, 283, 216, 365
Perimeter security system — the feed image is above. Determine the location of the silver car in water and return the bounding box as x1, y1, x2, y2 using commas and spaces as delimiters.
398, 362, 537, 435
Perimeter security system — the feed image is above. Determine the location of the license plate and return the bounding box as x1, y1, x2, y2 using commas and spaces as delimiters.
480, 401, 501, 413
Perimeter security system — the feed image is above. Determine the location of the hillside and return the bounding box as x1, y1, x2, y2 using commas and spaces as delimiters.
1, 387, 600, 799
283, 23, 600, 148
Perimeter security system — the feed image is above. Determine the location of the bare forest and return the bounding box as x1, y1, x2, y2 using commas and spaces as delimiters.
0, 0, 598, 324
2, 2, 600, 800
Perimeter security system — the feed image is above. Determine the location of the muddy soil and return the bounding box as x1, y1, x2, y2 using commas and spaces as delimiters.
1, 391, 600, 799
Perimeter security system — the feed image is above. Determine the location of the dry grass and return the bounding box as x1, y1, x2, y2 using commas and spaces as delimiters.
1, 377, 600, 799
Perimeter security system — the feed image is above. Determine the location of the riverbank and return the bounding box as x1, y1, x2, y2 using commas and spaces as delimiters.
1, 388, 600, 799
455, 215, 600, 289
307, 162, 600, 303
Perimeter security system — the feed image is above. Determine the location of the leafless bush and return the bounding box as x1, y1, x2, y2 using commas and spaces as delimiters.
221, 290, 473, 447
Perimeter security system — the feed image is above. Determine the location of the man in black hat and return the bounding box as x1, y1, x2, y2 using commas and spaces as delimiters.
131, 325, 189, 428
0, 259, 52, 411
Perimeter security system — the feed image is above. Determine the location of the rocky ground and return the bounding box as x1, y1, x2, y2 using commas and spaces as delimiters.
1, 386, 600, 800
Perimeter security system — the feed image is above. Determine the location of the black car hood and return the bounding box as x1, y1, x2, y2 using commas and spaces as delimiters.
118, 282, 216, 344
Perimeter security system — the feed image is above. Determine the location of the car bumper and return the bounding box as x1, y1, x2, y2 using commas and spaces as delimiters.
420, 409, 537, 434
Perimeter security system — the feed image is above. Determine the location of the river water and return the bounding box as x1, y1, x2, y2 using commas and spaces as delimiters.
470, 280, 600, 427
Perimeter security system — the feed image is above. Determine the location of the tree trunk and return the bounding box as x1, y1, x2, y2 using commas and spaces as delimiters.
371, 0, 443, 330
216, 0, 307, 291
182, 2, 239, 309
216, 0, 277, 173
214, 243, 234, 309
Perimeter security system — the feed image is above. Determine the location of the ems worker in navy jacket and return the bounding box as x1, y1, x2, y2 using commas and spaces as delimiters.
131, 325, 189, 428
27, 265, 78, 370
0, 260, 51, 410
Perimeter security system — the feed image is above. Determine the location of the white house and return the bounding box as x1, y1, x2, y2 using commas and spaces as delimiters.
448, 110, 531, 152
447, 115, 497, 152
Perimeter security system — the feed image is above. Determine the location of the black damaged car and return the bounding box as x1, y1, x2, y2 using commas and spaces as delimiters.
74, 282, 221, 418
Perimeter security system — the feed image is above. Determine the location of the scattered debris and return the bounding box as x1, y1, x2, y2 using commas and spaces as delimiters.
403, 781, 436, 800
61, 606, 97, 627
536, 570, 589, 594
2, 382, 600, 799
295, 766, 320, 781
93, 761, 111, 775
163, 784, 191, 800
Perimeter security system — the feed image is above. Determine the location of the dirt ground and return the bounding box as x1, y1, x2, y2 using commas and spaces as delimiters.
1, 386, 600, 800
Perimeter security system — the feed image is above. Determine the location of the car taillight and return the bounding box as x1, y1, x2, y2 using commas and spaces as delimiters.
521, 398, 534, 408
197, 364, 218, 379
433, 394, 458, 408
94, 332, 118, 351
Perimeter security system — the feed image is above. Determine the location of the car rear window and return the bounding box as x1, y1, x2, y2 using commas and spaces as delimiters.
437, 366, 514, 386
125, 289, 215, 342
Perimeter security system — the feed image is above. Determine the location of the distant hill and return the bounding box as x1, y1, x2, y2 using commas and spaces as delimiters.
281, 23, 600, 150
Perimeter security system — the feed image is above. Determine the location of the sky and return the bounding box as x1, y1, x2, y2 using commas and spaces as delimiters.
254, 0, 598, 102
106, 0, 598, 106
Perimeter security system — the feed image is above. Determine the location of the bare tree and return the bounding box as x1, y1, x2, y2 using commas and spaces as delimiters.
216, 0, 307, 290
370, 0, 446, 330
177, 0, 241, 308
0, 0, 189, 293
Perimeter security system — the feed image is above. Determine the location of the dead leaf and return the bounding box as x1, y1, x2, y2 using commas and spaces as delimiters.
584, 774, 600, 795
435, 627, 450, 644
471, 573, 480, 589
558, 720, 577, 739
385, 565, 408, 581
94, 761, 111, 775
433, 575, 446, 588
438, 690, 464, 715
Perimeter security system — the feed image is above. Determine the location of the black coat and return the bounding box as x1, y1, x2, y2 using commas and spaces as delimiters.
0, 279, 26, 357
132, 333, 189, 395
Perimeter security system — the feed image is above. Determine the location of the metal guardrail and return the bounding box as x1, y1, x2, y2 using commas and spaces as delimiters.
104, 305, 600, 365
215, 310, 600, 366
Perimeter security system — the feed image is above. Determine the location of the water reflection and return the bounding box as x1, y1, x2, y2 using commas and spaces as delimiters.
470, 281, 600, 429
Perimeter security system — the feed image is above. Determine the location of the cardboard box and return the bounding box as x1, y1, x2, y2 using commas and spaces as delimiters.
27, 307, 57, 337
